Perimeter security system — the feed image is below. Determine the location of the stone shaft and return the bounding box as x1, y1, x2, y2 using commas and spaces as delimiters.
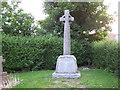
60, 10, 74, 55
64, 16, 71, 55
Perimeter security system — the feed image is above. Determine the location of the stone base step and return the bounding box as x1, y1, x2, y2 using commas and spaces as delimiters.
52, 72, 81, 78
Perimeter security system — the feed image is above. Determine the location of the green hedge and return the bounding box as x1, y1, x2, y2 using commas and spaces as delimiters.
92, 39, 119, 75
2, 34, 119, 76
2, 34, 90, 72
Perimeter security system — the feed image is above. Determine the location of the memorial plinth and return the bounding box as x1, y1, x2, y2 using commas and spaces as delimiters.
52, 55, 80, 78
52, 10, 81, 78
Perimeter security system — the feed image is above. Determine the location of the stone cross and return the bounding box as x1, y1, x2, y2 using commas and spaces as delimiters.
60, 10, 74, 55
0, 56, 4, 87
52, 10, 80, 78
0, 56, 5, 87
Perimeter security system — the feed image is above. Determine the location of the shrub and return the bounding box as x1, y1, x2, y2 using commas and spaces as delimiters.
2, 35, 62, 72
3, 34, 118, 76
92, 39, 119, 75
2, 34, 91, 72
72, 39, 93, 66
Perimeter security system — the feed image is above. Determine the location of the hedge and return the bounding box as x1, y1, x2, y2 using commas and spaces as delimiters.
2, 34, 119, 76
92, 39, 119, 76
2, 34, 91, 72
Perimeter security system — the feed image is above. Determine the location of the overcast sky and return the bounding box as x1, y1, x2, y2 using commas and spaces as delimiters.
12, 0, 120, 34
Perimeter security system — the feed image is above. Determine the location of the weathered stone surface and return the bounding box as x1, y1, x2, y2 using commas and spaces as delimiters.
52, 72, 80, 79
52, 10, 81, 78
55, 55, 77, 73
0, 56, 9, 87
2, 72, 9, 83
52, 55, 81, 78
0, 56, 3, 87
60, 10, 74, 55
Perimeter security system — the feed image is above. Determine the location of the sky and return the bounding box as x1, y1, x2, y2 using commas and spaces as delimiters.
19, 0, 48, 20
14, 0, 120, 34
103, 0, 119, 34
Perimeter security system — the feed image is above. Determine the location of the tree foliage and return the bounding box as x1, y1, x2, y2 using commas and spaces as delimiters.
1, 1, 38, 36
39, 2, 114, 41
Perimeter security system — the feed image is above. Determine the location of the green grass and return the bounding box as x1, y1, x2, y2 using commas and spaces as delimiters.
13, 69, 118, 88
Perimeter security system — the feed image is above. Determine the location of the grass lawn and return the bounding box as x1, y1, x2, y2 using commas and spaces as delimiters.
13, 69, 118, 88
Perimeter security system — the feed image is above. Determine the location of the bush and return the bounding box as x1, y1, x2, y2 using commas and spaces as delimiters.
2, 34, 91, 72
3, 34, 119, 76
72, 39, 93, 66
92, 39, 119, 75
2, 35, 61, 72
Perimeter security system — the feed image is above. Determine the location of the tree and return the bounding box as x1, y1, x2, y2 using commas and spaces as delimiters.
1, 1, 38, 36
39, 2, 114, 41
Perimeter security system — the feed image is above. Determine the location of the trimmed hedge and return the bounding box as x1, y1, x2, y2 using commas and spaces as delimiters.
2, 35, 61, 72
2, 34, 90, 72
92, 39, 119, 76
2, 34, 119, 76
